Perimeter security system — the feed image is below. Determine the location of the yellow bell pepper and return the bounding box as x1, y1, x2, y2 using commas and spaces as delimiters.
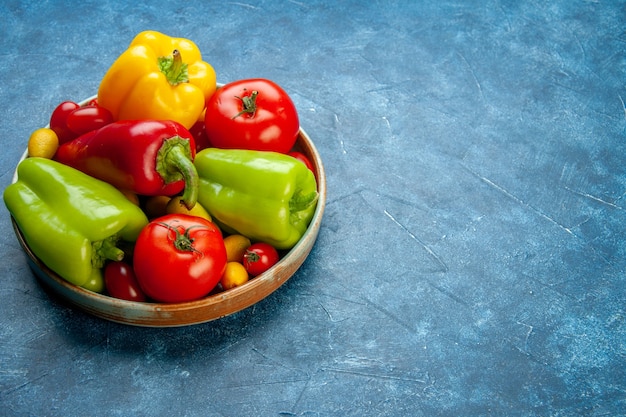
97, 30, 216, 129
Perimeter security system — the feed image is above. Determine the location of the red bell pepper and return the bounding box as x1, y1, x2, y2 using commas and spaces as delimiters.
55, 119, 199, 209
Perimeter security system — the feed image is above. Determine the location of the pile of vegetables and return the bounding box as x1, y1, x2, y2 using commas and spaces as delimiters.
4, 31, 319, 304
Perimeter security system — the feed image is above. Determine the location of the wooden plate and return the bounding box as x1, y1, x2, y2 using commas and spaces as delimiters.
10, 96, 326, 327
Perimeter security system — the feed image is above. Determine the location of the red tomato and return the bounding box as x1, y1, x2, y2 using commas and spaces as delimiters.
133, 214, 227, 303
104, 261, 147, 302
50, 100, 80, 144
204, 78, 299, 153
243, 242, 280, 277
288, 151, 314, 172
66, 105, 114, 137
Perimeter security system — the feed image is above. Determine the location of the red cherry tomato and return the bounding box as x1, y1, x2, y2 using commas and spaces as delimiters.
104, 261, 147, 302
133, 214, 227, 303
66, 106, 114, 137
288, 151, 314, 172
189, 120, 213, 152
243, 242, 280, 277
50, 101, 80, 144
204, 78, 300, 153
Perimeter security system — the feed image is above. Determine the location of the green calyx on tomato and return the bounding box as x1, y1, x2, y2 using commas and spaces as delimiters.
232, 90, 259, 119
156, 221, 205, 253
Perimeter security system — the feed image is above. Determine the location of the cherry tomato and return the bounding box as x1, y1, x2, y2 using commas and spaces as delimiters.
166, 196, 213, 222
220, 261, 249, 290
189, 120, 213, 152
49, 100, 80, 144
288, 151, 314, 172
204, 78, 299, 153
66, 105, 114, 137
243, 242, 280, 277
133, 214, 227, 303
104, 261, 147, 302
28, 127, 59, 159
223, 234, 252, 263
143, 195, 171, 219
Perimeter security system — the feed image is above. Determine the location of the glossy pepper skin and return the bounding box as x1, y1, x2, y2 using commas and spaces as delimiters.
97, 30, 216, 129
3, 158, 149, 291
55, 119, 199, 209
194, 148, 318, 250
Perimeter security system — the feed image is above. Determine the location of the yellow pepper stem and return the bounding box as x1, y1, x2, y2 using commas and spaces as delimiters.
158, 49, 189, 86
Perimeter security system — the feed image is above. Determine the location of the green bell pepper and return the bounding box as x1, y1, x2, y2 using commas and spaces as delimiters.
194, 148, 318, 250
4, 157, 149, 291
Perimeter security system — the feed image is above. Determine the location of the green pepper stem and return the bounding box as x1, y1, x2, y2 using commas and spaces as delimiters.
92, 236, 124, 269
100, 244, 125, 262
158, 138, 199, 210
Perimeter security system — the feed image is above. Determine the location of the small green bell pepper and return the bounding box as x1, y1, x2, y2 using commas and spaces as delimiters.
4, 157, 149, 291
194, 148, 318, 250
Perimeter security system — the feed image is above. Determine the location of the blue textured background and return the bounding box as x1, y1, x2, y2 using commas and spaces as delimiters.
1, 1, 625, 416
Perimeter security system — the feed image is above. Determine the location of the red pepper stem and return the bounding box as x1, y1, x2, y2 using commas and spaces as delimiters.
157, 137, 199, 210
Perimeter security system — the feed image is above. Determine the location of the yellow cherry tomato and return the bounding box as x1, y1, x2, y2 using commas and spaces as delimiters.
119, 189, 140, 206
223, 234, 252, 263
220, 261, 249, 290
166, 196, 212, 221
28, 127, 59, 159
144, 195, 171, 219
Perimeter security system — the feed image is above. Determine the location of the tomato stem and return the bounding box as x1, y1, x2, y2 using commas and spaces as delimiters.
157, 222, 205, 254
232, 90, 259, 119
244, 251, 260, 263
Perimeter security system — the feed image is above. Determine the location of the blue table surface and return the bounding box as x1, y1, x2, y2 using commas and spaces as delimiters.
1, 1, 625, 416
